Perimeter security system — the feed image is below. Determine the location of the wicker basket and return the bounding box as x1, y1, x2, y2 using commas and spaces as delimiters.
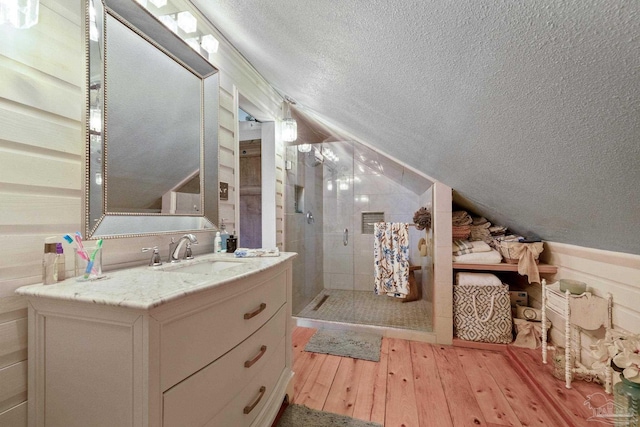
452, 225, 471, 240
498, 241, 544, 264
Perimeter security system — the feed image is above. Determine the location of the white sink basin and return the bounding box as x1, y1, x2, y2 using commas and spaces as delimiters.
160, 260, 242, 275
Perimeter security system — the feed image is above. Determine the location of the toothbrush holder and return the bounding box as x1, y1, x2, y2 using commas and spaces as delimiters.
74, 245, 104, 281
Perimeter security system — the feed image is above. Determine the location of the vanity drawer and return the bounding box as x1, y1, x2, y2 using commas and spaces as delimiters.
160, 271, 287, 390
163, 313, 286, 427
203, 336, 286, 427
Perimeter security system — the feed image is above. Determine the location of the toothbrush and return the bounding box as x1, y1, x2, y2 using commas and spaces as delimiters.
84, 239, 103, 279
74, 232, 90, 261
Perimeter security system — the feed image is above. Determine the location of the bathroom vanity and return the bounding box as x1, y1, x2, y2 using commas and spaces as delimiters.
16, 253, 295, 427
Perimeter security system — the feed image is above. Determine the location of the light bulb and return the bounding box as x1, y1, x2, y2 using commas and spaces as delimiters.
0, 0, 39, 28
158, 14, 177, 33
90, 109, 101, 133
200, 34, 219, 54
148, 0, 166, 7
176, 11, 196, 33
297, 144, 312, 153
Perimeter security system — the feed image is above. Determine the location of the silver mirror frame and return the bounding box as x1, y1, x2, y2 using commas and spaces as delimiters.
83, 0, 219, 239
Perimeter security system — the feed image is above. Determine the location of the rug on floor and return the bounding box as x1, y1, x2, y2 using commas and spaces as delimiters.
304, 328, 382, 362
276, 404, 382, 427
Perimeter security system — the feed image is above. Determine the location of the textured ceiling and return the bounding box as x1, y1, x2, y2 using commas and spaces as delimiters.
191, 0, 640, 255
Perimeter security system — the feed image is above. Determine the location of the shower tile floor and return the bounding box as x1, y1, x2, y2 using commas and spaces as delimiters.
296, 289, 432, 332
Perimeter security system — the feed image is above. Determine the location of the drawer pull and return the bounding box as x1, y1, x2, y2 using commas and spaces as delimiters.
243, 386, 266, 414
244, 303, 267, 320
244, 345, 268, 368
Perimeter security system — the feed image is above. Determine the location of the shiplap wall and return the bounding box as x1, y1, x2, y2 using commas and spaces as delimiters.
0, 0, 284, 423
526, 242, 640, 365
0, 0, 81, 423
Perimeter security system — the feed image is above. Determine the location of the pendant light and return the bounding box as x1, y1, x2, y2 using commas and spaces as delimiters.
282, 97, 297, 142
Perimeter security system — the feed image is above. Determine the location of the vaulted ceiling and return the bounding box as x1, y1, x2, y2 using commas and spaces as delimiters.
192, 0, 640, 255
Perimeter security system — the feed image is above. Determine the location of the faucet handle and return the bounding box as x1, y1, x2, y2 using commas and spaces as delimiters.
142, 246, 162, 266
184, 242, 194, 260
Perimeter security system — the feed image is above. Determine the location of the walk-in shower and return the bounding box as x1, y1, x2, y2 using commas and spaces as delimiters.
284, 140, 435, 338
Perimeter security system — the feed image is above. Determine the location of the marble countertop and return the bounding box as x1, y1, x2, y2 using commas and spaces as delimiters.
16, 252, 296, 310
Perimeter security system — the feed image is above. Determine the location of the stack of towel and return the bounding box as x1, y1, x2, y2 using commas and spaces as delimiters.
452, 240, 502, 264
452, 211, 473, 240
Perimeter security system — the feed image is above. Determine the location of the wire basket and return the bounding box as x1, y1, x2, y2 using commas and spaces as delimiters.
498, 241, 544, 264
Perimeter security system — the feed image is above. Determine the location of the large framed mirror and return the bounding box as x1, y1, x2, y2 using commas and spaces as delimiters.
85, 0, 219, 239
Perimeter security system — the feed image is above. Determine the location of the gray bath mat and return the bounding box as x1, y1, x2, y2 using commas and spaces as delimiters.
277, 404, 382, 427
304, 329, 382, 362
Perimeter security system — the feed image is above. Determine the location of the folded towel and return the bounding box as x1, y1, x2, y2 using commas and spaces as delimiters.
455, 272, 502, 287
470, 222, 492, 242
452, 240, 492, 255
489, 225, 508, 235
452, 249, 502, 264
234, 248, 280, 258
452, 240, 473, 253
472, 216, 489, 226
452, 211, 473, 226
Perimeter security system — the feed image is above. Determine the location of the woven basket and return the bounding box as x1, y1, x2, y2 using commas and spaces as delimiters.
498, 241, 544, 264
452, 225, 471, 240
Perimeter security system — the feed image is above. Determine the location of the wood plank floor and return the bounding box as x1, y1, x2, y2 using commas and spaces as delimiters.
288, 327, 604, 427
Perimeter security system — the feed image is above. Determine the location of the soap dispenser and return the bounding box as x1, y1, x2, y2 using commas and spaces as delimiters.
214, 231, 222, 253
219, 219, 229, 253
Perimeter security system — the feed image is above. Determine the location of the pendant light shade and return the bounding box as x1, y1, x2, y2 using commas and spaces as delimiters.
282, 118, 297, 142
282, 97, 297, 142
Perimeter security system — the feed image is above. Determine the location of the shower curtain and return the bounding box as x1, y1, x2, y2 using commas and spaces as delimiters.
374, 222, 410, 298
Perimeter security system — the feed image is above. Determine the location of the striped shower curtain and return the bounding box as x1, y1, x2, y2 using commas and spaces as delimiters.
373, 222, 410, 298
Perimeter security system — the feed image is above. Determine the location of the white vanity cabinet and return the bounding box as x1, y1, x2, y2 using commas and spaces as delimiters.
18, 254, 295, 427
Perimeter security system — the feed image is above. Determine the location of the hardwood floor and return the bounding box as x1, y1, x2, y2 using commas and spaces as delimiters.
289, 327, 604, 427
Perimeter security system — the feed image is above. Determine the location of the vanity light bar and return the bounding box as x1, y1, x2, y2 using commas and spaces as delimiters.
139, 0, 220, 59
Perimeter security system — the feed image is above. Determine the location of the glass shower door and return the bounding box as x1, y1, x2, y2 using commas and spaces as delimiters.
286, 140, 357, 324
320, 141, 356, 324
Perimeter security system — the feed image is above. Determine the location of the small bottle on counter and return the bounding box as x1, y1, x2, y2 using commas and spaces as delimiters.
219, 220, 229, 253
55, 243, 65, 282
43, 237, 60, 285
214, 231, 222, 253
227, 233, 238, 253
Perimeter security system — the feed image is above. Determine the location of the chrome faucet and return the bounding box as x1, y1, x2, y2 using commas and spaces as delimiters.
168, 234, 198, 263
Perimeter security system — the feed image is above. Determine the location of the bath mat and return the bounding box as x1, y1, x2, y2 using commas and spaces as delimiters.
276, 404, 382, 427
304, 329, 382, 362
